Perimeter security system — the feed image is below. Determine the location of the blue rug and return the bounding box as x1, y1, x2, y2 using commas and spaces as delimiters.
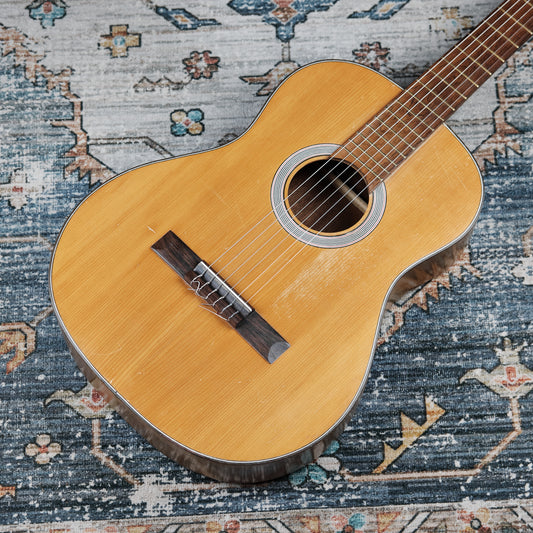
0, 0, 532, 530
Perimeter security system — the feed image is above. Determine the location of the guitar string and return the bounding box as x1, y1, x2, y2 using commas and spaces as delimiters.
230, 6, 533, 308
208, 0, 532, 312
188, 0, 521, 295
193, 1, 532, 311
191, 0, 528, 297
238, 10, 533, 307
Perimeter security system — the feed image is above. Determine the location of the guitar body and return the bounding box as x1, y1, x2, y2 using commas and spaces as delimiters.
50, 61, 483, 482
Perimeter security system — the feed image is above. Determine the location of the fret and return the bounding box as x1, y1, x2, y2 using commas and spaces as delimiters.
408, 82, 456, 112
343, 138, 394, 175
439, 56, 479, 88
502, 6, 533, 34
345, 121, 411, 177
384, 102, 431, 140
454, 45, 493, 75
362, 103, 428, 150
336, 139, 385, 179
332, 145, 384, 185
398, 92, 449, 126
426, 69, 468, 100
350, 123, 406, 163
395, 96, 450, 133
469, 33, 506, 62
486, 21, 519, 47
365, 121, 411, 160
343, 116, 422, 184
345, 134, 400, 174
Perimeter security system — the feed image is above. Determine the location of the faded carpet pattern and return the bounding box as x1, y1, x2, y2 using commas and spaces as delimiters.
0, 0, 532, 530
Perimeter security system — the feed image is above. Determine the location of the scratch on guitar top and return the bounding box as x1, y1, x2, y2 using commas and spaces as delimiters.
211, 190, 245, 222
147, 226, 156, 233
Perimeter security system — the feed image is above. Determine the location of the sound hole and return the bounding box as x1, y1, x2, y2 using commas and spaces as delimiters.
285, 158, 369, 234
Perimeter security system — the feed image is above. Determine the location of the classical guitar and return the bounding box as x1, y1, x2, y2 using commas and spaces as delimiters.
50, 0, 533, 482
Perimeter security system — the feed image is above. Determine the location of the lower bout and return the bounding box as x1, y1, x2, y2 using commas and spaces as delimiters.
62, 331, 358, 482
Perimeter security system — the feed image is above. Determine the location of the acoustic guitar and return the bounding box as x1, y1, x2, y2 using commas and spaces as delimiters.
49, 0, 533, 482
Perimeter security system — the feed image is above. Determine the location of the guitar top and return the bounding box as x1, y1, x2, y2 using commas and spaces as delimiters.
49, 0, 533, 482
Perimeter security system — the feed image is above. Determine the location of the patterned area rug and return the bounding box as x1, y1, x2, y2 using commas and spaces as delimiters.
0, 0, 532, 530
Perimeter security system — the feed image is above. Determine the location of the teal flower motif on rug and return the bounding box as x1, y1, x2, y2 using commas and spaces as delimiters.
171, 109, 205, 136
289, 440, 341, 486
336, 513, 366, 532
26, 0, 67, 28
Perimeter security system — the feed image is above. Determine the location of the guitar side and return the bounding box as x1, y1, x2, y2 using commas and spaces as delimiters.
49, 60, 483, 482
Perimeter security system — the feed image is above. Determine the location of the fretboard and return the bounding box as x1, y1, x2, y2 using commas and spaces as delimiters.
343, 0, 533, 189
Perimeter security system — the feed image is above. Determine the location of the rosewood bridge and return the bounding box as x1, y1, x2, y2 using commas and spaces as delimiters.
152, 231, 290, 363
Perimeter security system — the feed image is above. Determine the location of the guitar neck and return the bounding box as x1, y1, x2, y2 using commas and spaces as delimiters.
343, 0, 533, 188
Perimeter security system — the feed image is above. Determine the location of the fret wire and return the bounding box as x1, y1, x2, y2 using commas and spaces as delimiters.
342, 144, 394, 183
425, 0, 533, 96
374, 111, 429, 158
391, 96, 436, 136
486, 20, 520, 47
424, 22, 511, 109
454, 45, 493, 75
345, 117, 421, 180
342, 137, 396, 176
481, 15, 522, 54
342, 104, 430, 180
347, 122, 409, 170
424, 64, 480, 112
369, 97, 428, 145
346, 101, 429, 170
347, 117, 415, 171
373, 113, 426, 152
416, 73, 473, 119
346, 123, 412, 177
377, 102, 430, 143
502, 6, 533, 34
439, 55, 479, 87
374, 0, 525, 151
426, 69, 467, 100
440, 23, 505, 87
344, 135, 397, 171
442, 1, 532, 105
470, 33, 506, 62
345, 97, 437, 178
407, 82, 456, 112
370, 108, 427, 151
478, 18, 519, 57
428, 1, 528, 93
396, 91, 451, 129
362, 120, 412, 160
349, 130, 412, 177
332, 148, 384, 182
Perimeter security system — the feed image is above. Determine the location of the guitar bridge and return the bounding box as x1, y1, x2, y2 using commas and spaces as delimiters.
151, 231, 290, 363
